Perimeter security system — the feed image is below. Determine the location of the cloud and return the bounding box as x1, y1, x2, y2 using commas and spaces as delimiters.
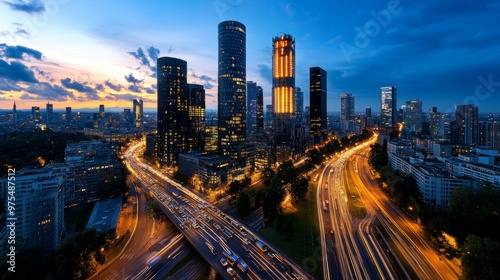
146, 46, 160, 62
2, 0, 45, 14
105, 80, 123, 91
257, 64, 272, 84
128, 47, 149, 67
0, 59, 38, 82
25, 82, 76, 101
206, 93, 214, 97
190, 70, 216, 90
128, 84, 141, 93
0, 77, 22, 91
15, 28, 29, 37
0, 43, 43, 60
105, 92, 154, 103
95, 84, 104, 91
124, 73, 143, 84
60, 77, 100, 100
145, 87, 155, 94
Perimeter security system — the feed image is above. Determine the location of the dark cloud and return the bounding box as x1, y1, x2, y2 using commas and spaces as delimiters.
257, 64, 272, 84
60, 77, 100, 100
128, 84, 141, 93
145, 87, 155, 94
206, 93, 214, 97
105, 92, 154, 103
0, 77, 22, 91
15, 28, 29, 37
25, 82, 76, 101
128, 47, 149, 67
124, 73, 143, 84
105, 80, 123, 91
2, 0, 45, 14
147, 46, 160, 62
95, 84, 104, 91
0, 43, 43, 60
0, 59, 38, 82
190, 70, 216, 90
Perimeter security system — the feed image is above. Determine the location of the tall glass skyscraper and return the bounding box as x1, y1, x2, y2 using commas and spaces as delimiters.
380, 86, 397, 130
455, 104, 479, 146
156, 57, 189, 165
340, 93, 354, 122
247, 81, 260, 141
46, 102, 53, 124
272, 34, 295, 142
295, 87, 304, 125
218, 20, 246, 165
133, 99, 143, 128
404, 100, 423, 133
310, 66, 327, 140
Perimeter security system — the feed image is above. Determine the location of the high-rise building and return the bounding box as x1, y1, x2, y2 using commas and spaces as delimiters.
99, 104, 105, 118
380, 86, 397, 130
247, 81, 260, 141
13, 101, 17, 123
31, 106, 40, 123
455, 104, 479, 146
366, 107, 372, 118
404, 100, 423, 133
257, 85, 264, 131
46, 102, 53, 124
218, 20, 246, 165
188, 84, 206, 151
340, 93, 355, 132
124, 108, 132, 124
310, 67, 327, 141
156, 56, 189, 164
295, 87, 304, 125
340, 93, 355, 122
133, 99, 143, 128
1, 166, 64, 252
265, 104, 273, 130
272, 34, 295, 142
479, 121, 495, 149
429, 107, 443, 138
65, 107, 72, 122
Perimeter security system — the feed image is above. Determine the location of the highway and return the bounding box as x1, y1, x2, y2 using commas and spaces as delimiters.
124, 141, 313, 280
350, 145, 462, 280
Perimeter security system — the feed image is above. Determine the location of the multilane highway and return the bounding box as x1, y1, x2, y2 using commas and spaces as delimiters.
124, 141, 312, 280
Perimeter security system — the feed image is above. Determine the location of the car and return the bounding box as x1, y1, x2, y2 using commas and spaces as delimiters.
242, 244, 250, 252
220, 258, 228, 266
227, 267, 237, 278
242, 238, 249, 245
267, 251, 275, 258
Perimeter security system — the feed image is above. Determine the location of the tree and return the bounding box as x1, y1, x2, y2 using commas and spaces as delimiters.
235, 191, 252, 217
54, 228, 108, 280
461, 234, 500, 280
290, 176, 309, 204
262, 176, 285, 222
277, 160, 297, 184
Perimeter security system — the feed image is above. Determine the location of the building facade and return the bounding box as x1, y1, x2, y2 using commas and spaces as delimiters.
156, 57, 189, 165
218, 20, 247, 167
310, 67, 327, 142
380, 86, 397, 130
133, 99, 143, 128
188, 84, 206, 151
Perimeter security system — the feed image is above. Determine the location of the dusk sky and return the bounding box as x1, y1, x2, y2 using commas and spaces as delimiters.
1, 0, 499, 113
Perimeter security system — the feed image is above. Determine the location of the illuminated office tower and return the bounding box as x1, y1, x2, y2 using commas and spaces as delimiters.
156, 56, 189, 164
455, 104, 479, 146
310, 67, 327, 141
272, 34, 295, 142
295, 87, 304, 125
133, 99, 143, 128
13, 101, 17, 123
256, 85, 264, 131
32, 106, 40, 123
404, 100, 423, 133
380, 86, 397, 130
66, 107, 72, 122
99, 104, 105, 118
46, 102, 53, 124
247, 81, 258, 141
340, 93, 354, 132
218, 20, 246, 166
188, 84, 206, 151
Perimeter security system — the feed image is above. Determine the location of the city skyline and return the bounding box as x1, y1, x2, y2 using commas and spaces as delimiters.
1, 0, 499, 112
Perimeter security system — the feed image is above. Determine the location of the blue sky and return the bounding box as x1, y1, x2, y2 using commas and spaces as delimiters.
1, 0, 500, 113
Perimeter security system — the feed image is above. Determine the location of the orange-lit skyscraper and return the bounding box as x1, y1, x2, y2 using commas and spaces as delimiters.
272, 34, 295, 142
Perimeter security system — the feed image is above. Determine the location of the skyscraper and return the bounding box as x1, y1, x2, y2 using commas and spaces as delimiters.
310, 67, 327, 141
272, 34, 295, 142
133, 99, 143, 128
295, 87, 304, 125
455, 104, 479, 146
340, 93, 355, 132
99, 104, 105, 118
404, 100, 423, 133
188, 84, 206, 151
365, 107, 372, 118
256, 85, 264, 131
32, 106, 40, 123
247, 81, 259, 141
156, 56, 189, 164
429, 107, 443, 138
13, 101, 17, 123
218, 20, 246, 165
65, 107, 72, 122
380, 86, 397, 130
46, 102, 53, 124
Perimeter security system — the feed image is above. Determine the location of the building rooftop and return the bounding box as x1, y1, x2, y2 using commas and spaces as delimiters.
86, 197, 122, 236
